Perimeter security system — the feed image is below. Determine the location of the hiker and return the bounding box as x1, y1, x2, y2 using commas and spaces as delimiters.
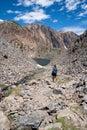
52, 64, 57, 82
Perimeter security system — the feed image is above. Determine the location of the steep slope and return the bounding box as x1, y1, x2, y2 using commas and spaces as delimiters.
0, 37, 37, 85
0, 20, 78, 57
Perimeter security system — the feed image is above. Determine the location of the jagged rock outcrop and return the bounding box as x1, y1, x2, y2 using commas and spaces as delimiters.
71, 29, 87, 52
66, 30, 87, 75
59, 31, 79, 48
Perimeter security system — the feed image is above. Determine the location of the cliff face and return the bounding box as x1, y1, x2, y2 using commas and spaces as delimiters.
0, 20, 78, 57
60, 31, 79, 48
26, 24, 78, 49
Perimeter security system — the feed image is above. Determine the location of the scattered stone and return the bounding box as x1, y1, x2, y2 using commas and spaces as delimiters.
83, 62, 87, 67
29, 80, 39, 86
3, 54, 8, 59
45, 80, 51, 85
48, 108, 57, 115
53, 87, 64, 95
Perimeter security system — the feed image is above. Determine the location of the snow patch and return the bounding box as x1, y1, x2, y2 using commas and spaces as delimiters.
64, 45, 67, 49
37, 64, 43, 68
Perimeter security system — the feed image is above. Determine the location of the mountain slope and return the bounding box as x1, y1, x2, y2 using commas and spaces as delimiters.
0, 20, 78, 57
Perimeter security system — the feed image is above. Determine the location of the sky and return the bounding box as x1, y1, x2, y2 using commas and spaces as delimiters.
0, 0, 87, 35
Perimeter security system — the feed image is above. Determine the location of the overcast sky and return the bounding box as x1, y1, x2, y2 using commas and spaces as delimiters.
0, 0, 87, 34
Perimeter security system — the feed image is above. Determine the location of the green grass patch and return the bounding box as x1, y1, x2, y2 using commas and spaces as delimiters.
48, 128, 56, 130
71, 104, 80, 111
49, 48, 61, 58
56, 117, 68, 130
8, 113, 16, 121
56, 117, 79, 130
0, 85, 5, 90
57, 49, 61, 54
85, 124, 87, 128
0, 85, 3, 90
57, 77, 71, 84
6, 86, 21, 97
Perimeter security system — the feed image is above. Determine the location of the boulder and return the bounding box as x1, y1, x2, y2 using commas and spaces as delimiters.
0, 111, 10, 130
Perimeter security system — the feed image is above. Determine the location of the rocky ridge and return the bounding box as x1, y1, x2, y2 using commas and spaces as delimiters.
67, 29, 87, 75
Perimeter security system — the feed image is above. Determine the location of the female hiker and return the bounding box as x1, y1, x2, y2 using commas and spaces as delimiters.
52, 64, 57, 82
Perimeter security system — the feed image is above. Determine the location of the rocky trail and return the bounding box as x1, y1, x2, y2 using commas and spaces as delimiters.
0, 65, 87, 130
